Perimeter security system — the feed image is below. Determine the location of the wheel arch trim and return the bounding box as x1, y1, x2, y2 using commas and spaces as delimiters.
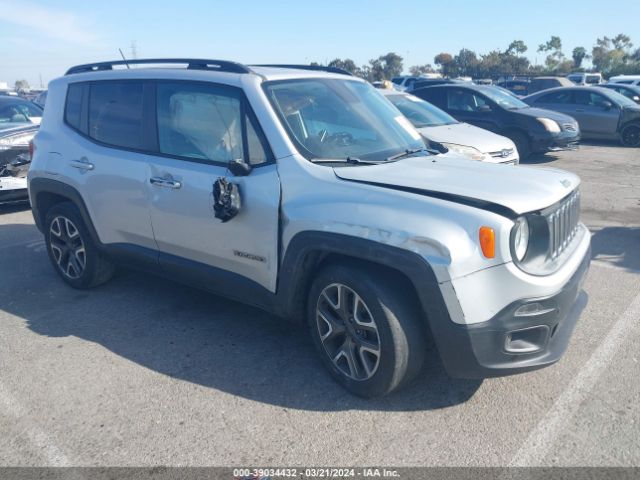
29, 177, 102, 247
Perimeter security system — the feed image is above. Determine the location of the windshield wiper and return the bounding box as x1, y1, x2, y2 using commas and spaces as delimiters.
385, 147, 434, 161
311, 156, 386, 165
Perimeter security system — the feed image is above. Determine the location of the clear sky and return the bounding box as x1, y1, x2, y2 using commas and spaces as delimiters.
1, 0, 639, 87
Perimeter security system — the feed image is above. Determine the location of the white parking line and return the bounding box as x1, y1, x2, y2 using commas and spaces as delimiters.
0, 382, 71, 467
510, 289, 640, 466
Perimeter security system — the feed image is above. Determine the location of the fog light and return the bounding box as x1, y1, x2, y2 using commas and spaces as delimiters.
505, 325, 550, 353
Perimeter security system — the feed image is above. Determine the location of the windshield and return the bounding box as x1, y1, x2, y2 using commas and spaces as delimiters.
0, 99, 43, 124
605, 89, 639, 108
480, 86, 529, 110
263, 79, 425, 161
386, 94, 458, 128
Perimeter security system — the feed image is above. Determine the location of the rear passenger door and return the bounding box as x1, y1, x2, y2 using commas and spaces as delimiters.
147, 81, 281, 292
60, 81, 157, 254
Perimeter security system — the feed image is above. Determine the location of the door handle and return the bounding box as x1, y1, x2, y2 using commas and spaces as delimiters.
575, 109, 585, 112
150, 176, 182, 189
70, 159, 94, 171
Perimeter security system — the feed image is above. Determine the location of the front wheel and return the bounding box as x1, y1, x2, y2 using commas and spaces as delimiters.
621, 123, 640, 147
307, 264, 426, 398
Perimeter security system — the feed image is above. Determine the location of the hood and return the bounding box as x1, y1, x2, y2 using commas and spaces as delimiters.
333, 156, 579, 216
418, 123, 514, 153
513, 106, 576, 124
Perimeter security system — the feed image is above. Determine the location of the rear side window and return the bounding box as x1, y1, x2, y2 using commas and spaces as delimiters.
537, 91, 573, 104
65, 84, 84, 131
89, 82, 144, 150
413, 88, 445, 107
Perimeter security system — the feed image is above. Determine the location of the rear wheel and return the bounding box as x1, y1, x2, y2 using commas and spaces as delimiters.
307, 264, 426, 398
621, 123, 640, 147
45, 202, 115, 289
508, 131, 531, 159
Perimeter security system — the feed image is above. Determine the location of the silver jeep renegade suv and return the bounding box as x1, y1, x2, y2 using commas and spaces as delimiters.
28, 59, 591, 398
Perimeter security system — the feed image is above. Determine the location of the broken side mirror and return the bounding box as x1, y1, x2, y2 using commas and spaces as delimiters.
228, 159, 252, 177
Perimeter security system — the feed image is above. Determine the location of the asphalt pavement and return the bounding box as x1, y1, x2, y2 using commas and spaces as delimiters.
0, 143, 638, 467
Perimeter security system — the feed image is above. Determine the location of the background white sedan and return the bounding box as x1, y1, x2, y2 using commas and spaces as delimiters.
381, 89, 520, 165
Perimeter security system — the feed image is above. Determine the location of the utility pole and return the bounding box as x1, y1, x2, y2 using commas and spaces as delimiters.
39, 74, 43, 89
130, 41, 138, 60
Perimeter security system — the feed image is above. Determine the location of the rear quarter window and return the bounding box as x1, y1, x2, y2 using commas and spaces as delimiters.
64, 84, 84, 131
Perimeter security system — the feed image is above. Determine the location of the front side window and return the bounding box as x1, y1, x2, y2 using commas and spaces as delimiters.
89, 82, 144, 149
387, 94, 457, 128
263, 79, 424, 161
447, 89, 488, 112
575, 91, 615, 107
156, 82, 245, 163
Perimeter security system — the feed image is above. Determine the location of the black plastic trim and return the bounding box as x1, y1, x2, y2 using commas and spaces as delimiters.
251, 64, 353, 76
66, 58, 253, 75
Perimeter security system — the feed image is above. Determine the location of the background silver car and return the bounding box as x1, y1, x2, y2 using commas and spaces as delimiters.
524, 86, 640, 147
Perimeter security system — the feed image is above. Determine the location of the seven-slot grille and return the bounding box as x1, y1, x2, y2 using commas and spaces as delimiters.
546, 189, 581, 259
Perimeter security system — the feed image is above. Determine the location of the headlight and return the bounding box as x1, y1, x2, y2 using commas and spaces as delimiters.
513, 217, 530, 261
441, 143, 485, 161
537, 118, 561, 133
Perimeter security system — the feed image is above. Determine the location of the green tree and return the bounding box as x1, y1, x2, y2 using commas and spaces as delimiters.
409, 64, 435, 76
572, 47, 589, 69
453, 49, 479, 77
434, 52, 454, 77
592, 34, 636, 73
538, 36, 565, 72
506, 40, 528, 56
14, 79, 30, 92
367, 52, 403, 81
327, 58, 359, 75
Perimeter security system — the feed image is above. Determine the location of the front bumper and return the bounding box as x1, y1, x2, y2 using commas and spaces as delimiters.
0, 176, 28, 204
531, 130, 580, 153
433, 247, 590, 378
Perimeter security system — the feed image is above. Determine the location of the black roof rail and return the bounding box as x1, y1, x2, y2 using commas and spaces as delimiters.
251, 64, 353, 76
65, 58, 253, 76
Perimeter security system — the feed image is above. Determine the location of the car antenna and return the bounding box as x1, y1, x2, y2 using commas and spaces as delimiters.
118, 49, 130, 69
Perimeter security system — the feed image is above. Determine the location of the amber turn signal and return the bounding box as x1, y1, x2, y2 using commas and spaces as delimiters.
479, 226, 495, 259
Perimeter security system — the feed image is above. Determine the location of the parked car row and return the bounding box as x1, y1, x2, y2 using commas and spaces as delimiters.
0, 96, 42, 204
0, 123, 38, 204
410, 83, 580, 158
381, 90, 519, 164
524, 86, 640, 146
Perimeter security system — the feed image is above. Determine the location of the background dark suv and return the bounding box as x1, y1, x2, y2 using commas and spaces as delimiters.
411, 84, 580, 159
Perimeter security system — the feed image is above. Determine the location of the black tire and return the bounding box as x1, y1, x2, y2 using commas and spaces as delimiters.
44, 202, 115, 289
508, 130, 531, 160
621, 123, 640, 147
307, 263, 426, 398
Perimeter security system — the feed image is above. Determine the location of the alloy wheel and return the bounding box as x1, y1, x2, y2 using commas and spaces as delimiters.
49, 216, 86, 280
316, 283, 381, 381
622, 125, 640, 147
